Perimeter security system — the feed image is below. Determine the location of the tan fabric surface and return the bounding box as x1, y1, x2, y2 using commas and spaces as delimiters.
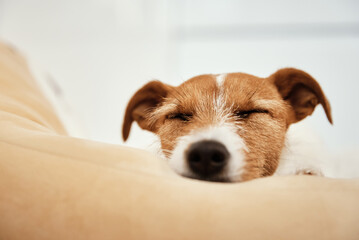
0, 41, 358, 240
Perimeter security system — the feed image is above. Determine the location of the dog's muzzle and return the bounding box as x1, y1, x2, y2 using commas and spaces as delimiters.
186, 140, 229, 180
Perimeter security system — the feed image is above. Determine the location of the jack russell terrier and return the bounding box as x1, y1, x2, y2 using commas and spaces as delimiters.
122, 68, 332, 182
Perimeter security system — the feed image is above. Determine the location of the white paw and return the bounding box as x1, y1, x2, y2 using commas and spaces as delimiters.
295, 168, 323, 176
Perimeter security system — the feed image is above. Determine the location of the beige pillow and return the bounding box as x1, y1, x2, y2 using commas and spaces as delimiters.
0, 42, 358, 240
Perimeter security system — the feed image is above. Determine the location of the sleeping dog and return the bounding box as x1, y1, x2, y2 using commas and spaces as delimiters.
122, 68, 332, 182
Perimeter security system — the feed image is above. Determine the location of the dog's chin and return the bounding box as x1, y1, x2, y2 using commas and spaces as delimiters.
180, 173, 233, 183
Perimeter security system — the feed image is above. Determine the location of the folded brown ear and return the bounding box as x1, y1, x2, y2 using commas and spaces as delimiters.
269, 68, 333, 125
122, 81, 170, 141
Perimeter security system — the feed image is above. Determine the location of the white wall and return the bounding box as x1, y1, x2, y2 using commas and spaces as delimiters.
0, 0, 171, 149
0, 0, 358, 156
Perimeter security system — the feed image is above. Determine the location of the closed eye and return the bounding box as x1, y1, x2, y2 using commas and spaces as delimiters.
167, 113, 193, 121
234, 109, 269, 119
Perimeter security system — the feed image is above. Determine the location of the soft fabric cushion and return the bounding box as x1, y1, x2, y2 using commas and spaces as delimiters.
0, 42, 358, 240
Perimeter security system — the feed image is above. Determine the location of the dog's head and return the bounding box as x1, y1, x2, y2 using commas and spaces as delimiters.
122, 68, 332, 182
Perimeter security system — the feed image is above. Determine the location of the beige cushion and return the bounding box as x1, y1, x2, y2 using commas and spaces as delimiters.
0, 42, 358, 240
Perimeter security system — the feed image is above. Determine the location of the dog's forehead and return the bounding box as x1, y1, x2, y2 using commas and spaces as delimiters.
172, 73, 275, 98
181, 74, 217, 89
224, 73, 276, 99
161, 73, 282, 115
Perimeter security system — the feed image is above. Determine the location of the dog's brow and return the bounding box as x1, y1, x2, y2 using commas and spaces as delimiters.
252, 99, 282, 111
152, 102, 178, 116
248, 89, 258, 101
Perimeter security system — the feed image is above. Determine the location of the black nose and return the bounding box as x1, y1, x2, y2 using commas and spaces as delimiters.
186, 140, 229, 178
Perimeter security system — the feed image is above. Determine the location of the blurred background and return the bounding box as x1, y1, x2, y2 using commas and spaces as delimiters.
0, 0, 358, 174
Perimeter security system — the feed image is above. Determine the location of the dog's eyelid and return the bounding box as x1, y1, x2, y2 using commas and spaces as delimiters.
234, 109, 270, 119
166, 112, 193, 121
235, 109, 269, 114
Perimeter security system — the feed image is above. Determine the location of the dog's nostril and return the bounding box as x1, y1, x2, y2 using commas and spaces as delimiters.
188, 152, 201, 163
211, 152, 225, 165
186, 140, 229, 177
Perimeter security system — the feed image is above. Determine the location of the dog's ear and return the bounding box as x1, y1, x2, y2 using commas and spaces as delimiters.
122, 81, 171, 141
269, 68, 332, 125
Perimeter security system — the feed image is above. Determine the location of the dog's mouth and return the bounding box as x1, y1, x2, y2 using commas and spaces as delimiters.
181, 173, 232, 183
